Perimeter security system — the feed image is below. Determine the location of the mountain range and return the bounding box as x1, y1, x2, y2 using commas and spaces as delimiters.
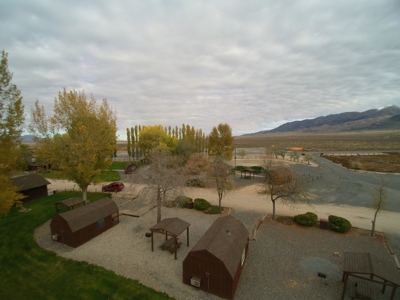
247, 105, 400, 135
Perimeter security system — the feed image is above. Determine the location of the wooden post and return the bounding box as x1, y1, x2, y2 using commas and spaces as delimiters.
151, 231, 154, 252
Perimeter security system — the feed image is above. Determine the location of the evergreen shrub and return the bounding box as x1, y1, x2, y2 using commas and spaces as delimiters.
294, 212, 318, 226
194, 198, 211, 211
328, 215, 352, 233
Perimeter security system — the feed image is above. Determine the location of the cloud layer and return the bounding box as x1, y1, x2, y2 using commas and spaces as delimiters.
1, 0, 399, 138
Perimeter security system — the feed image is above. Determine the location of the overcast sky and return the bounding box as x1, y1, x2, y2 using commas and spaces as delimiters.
1, 0, 399, 139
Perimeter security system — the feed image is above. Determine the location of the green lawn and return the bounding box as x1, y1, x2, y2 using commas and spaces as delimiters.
40, 170, 121, 182
110, 161, 126, 170
0, 192, 173, 300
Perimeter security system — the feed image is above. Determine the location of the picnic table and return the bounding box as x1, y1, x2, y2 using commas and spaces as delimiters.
160, 238, 182, 253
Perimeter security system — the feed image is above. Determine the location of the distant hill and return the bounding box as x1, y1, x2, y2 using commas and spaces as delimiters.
20, 135, 35, 142
246, 105, 400, 135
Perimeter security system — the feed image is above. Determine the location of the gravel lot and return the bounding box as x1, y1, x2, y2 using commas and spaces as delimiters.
35, 193, 399, 300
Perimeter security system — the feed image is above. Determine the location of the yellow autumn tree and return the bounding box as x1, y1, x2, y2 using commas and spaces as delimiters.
138, 125, 178, 155
0, 50, 26, 215
29, 89, 117, 201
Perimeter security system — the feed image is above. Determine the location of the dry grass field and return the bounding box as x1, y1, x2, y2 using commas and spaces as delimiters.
233, 130, 400, 151
323, 152, 400, 173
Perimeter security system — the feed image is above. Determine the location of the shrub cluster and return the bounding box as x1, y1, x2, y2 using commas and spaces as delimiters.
194, 198, 211, 211
185, 178, 205, 188
164, 196, 192, 208
294, 212, 318, 226
329, 215, 352, 233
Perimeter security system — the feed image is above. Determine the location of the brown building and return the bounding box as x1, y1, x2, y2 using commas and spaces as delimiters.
50, 197, 119, 248
183, 215, 249, 300
11, 174, 50, 202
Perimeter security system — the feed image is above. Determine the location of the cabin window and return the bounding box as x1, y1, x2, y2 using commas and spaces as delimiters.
97, 218, 105, 229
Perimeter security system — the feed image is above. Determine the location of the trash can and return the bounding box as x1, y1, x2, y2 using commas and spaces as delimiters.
187, 202, 194, 209
320, 219, 328, 230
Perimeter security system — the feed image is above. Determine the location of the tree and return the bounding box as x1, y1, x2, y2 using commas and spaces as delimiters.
138, 146, 185, 223
127, 128, 131, 160
237, 149, 247, 159
181, 152, 212, 176
303, 154, 314, 165
350, 160, 361, 171
0, 50, 26, 215
371, 180, 387, 237
208, 123, 234, 160
138, 125, 178, 155
258, 167, 310, 220
29, 89, 117, 201
209, 156, 234, 211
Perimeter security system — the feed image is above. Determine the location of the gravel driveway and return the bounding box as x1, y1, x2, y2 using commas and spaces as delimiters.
35, 194, 399, 300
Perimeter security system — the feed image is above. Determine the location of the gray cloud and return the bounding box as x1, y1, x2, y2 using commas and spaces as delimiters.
1, 0, 399, 138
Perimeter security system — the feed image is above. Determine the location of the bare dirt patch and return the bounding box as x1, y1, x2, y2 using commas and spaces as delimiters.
323, 152, 400, 173
234, 130, 400, 151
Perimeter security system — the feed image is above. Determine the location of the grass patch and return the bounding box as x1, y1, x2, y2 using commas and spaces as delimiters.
109, 161, 126, 170
323, 152, 400, 173
0, 192, 173, 300
40, 170, 121, 182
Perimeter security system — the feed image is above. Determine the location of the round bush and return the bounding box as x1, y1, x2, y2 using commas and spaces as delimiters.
329, 215, 352, 233
294, 212, 318, 226
194, 198, 211, 211
174, 196, 192, 208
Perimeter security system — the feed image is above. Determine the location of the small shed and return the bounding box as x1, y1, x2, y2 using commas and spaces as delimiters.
182, 215, 249, 300
50, 197, 119, 248
11, 174, 50, 202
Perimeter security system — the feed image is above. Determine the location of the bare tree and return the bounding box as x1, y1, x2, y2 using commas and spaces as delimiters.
303, 154, 314, 165
138, 146, 185, 223
371, 180, 387, 237
209, 156, 234, 211
258, 167, 310, 220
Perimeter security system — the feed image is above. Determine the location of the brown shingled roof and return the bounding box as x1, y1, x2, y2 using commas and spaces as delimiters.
59, 198, 118, 232
11, 174, 50, 191
190, 215, 249, 278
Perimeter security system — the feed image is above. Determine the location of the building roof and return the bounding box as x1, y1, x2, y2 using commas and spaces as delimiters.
58, 198, 118, 232
11, 174, 50, 191
150, 217, 190, 237
190, 215, 249, 278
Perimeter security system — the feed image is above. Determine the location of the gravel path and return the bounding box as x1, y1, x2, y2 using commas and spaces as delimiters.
35, 193, 398, 300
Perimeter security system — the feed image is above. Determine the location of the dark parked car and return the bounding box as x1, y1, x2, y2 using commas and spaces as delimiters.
102, 182, 124, 192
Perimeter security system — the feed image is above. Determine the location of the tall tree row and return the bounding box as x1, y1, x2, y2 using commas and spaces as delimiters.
126, 123, 209, 159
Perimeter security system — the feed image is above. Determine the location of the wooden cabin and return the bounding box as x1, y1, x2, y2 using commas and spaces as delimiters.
182, 215, 249, 300
11, 174, 50, 202
50, 197, 119, 248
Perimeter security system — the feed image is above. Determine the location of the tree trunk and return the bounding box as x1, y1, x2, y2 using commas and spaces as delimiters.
82, 186, 88, 202
371, 210, 378, 237
272, 200, 276, 220
157, 188, 161, 223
